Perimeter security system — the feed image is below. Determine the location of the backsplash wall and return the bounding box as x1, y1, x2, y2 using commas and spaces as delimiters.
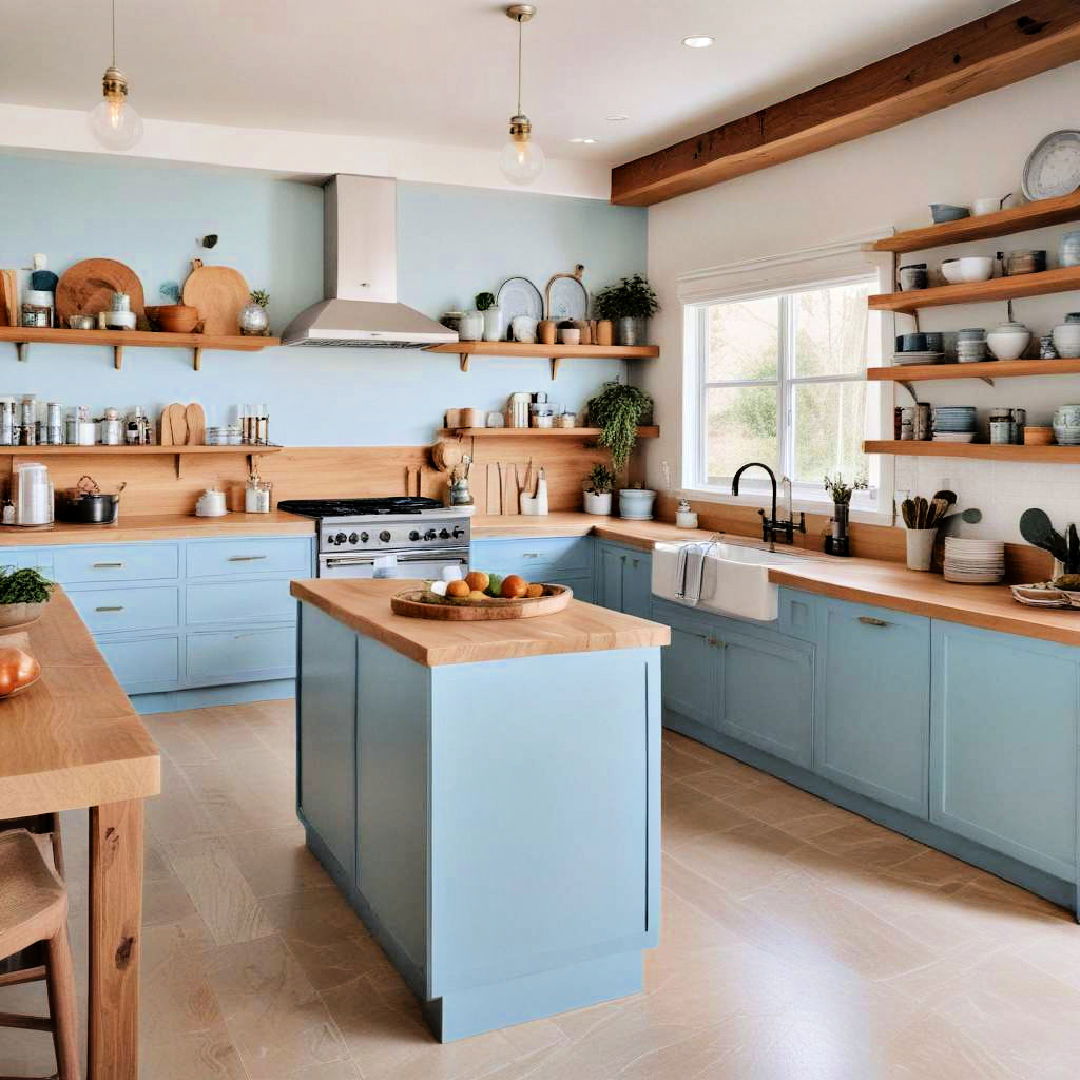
0, 154, 647, 446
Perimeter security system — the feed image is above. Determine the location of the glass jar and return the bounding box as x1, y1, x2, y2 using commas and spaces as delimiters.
244, 478, 272, 513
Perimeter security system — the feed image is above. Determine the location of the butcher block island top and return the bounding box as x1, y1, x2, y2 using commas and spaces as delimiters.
290, 577, 670, 666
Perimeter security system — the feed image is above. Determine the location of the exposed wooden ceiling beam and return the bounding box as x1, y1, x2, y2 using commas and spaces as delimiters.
611, 0, 1080, 207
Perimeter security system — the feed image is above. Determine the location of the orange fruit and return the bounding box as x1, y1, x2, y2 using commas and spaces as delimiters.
525, 583, 544, 598
445, 579, 470, 598
465, 570, 489, 592
501, 574, 528, 599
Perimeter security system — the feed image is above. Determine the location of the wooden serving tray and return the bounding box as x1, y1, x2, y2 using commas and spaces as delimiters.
391, 584, 573, 620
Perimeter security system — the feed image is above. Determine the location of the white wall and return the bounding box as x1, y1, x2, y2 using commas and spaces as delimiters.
645, 62, 1080, 543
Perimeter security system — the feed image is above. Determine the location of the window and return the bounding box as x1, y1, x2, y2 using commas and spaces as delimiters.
684, 274, 886, 511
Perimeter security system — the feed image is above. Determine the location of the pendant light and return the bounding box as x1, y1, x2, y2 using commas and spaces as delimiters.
500, 4, 544, 186
88, 0, 142, 151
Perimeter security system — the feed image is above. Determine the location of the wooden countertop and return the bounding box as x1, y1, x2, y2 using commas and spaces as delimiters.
0, 511, 314, 546
470, 513, 716, 551
767, 557, 1080, 648
291, 577, 670, 667
0, 589, 160, 818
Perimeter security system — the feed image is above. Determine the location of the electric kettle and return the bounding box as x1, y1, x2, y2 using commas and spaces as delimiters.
13, 462, 54, 527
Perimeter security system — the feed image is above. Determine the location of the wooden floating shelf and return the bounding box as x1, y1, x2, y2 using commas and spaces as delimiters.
867, 266, 1080, 314
865, 440, 1080, 463
870, 192, 1080, 254
0, 443, 283, 479
438, 426, 659, 439
868, 357, 1080, 384
0, 326, 280, 370
425, 341, 659, 379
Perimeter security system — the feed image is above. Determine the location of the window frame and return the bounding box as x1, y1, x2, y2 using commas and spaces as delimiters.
678, 245, 893, 523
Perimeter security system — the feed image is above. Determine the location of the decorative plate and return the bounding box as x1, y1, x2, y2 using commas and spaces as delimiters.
1022, 131, 1080, 201
546, 274, 588, 322
496, 276, 543, 341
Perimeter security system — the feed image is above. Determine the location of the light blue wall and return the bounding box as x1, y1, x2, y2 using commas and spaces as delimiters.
0, 155, 646, 445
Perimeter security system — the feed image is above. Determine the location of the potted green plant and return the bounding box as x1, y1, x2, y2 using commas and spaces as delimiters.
823, 473, 867, 556
593, 273, 659, 346
0, 566, 55, 628
583, 463, 617, 516
587, 382, 653, 472
476, 291, 504, 343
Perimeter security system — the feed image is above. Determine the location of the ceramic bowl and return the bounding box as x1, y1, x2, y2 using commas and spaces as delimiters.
930, 203, 970, 223
1054, 405, 1080, 427
940, 259, 965, 285
1053, 321, 1080, 359
958, 256, 994, 283
145, 304, 199, 333
986, 321, 1031, 362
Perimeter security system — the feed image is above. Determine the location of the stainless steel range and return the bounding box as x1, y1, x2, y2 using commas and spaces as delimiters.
278, 497, 470, 579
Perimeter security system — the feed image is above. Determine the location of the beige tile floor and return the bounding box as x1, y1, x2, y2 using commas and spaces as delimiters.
2, 700, 1080, 1078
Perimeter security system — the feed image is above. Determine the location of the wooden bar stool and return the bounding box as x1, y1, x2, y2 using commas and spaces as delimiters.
0, 829, 78, 1080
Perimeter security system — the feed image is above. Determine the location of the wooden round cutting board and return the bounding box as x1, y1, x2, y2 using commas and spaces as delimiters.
55, 258, 146, 327
390, 584, 572, 620
182, 259, 250, 336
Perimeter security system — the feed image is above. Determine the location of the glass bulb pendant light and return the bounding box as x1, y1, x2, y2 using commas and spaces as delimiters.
88, 0, 142, 151
500, 4, 544, 186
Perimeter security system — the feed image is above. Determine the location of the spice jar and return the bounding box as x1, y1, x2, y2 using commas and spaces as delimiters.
100, 407, 123, 446
244, 476, 272, 514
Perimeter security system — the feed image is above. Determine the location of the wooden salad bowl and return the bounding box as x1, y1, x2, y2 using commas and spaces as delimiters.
390, 583, 573, 621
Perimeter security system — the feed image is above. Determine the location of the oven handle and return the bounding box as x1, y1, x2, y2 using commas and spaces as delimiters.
321, 550, 468, 568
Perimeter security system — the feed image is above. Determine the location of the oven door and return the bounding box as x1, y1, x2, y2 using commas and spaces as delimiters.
318, 549, 469, 579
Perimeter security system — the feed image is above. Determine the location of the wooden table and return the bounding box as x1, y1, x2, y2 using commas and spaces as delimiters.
0, 589, 160, 1079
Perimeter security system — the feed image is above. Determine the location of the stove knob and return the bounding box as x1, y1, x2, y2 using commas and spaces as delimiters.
451, 526, 465, 539
334, 532, 347, 544
360, 532, 369, 544
439, 528, 450, 540
424, 529, 437, 541
379, 530, 392, 543
348, 533, 359, 544
408, 530, 420, 542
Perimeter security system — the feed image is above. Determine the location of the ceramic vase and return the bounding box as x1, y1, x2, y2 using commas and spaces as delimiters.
1052, 315, 1080, 359
583, 491, 612, 516
459, 310, 484, 341
619, 488, 656, 520
482, 306, 504, 343
905, 527, 938, 572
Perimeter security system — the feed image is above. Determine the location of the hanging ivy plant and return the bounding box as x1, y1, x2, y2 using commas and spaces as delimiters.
587, 382, 653, 472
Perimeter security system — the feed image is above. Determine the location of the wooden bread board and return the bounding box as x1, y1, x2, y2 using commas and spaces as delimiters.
182, 259, 250, 336
391, 584, 572, 620
55, 258, 146, 327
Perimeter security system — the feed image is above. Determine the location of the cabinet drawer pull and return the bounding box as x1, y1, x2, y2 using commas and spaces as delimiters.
227, 555, 269, 562
92, 562, 125, 569
95, 605, 124, 613
858, 616, 890, 627
522, 553, 541, 559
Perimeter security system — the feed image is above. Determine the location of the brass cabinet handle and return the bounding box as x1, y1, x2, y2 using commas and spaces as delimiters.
95, 605, 124, 612
858, 615, 890, 627
92, 561, 125, 568
227, 555, 268, 562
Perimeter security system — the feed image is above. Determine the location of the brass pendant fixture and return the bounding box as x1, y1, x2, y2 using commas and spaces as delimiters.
88, 0, 142, 151
500, 4, 544, 186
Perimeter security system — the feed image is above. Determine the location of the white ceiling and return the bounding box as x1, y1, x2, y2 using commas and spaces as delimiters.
1, 0, 1006, 166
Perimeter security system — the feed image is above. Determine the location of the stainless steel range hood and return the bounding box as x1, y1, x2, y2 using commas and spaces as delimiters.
282, 175, 458, 348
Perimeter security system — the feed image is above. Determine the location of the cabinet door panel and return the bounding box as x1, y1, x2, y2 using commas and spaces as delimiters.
931, 623, 1078, 881
52, 543, 179, 584
187, 578, 297, 626
68, 585, 179, 635
621, 551, 653, 620
596, 544, 625, 612
720, 628, 814, 767
817, 601, 930, 817
661, 619, 719, 729
98, 635, 180, 695
187, 626, 296, 684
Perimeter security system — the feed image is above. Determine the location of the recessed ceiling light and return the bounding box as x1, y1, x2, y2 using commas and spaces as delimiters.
605, 114, 629, 122
570, 137, 598, 144
681, 35, 715, 47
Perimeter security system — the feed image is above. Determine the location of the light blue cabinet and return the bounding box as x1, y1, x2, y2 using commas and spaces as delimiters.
595, 540, 652, 616
470, 536, 595, 602
930, 622, 1079, 882
816, 599, 930, 817
656, 603, 719, 730
0, 533, 313, 702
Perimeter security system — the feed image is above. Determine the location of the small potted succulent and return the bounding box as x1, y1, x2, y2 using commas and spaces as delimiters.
0, 566, 55, 628
476, 291, 504, 343
583, 463, 617, 516
593, 273, 659, 346
239, 289, 271, 336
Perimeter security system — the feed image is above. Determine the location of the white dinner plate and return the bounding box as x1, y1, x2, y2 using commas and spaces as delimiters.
1023, 130, 1080, 200
496, 276, 543, 339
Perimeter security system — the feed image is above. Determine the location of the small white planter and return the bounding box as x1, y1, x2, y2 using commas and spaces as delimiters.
583, 491, 613, 516
619, 488, 656, 520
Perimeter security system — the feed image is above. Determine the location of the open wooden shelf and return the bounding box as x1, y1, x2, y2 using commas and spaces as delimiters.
438, 426, 659, 439
865, 440, 1080, 462
0, 443, 283, 478
0, 326, 280, 369
869, 192, 1080, 254
425, 341, 659, 379
868, 357, 1080, 384
868, 266, 1080, 313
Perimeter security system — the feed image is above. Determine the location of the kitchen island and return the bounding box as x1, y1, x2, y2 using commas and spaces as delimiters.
290, 577, 670, 1041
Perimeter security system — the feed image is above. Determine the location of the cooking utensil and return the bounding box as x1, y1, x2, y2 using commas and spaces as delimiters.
182, 259, 250, 336
55, 258, 145, 328
55, 476, 126, 524
1019, 507, 1070, 565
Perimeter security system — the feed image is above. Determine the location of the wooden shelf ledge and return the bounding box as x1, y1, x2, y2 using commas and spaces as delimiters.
0, 443, 283, 479
868, 266, 1080, 314
870, 191, 1080, 255
865, 440, 1080, 463
438, 426, 659, 439
425, 341, 659, 379
868, 357, 1080, 384
0, 326, 280, 369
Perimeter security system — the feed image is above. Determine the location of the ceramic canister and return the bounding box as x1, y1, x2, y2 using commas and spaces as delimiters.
1053, 314, 1080, 359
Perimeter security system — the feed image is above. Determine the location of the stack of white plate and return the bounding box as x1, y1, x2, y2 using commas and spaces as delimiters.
943, 538, 1005, 584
